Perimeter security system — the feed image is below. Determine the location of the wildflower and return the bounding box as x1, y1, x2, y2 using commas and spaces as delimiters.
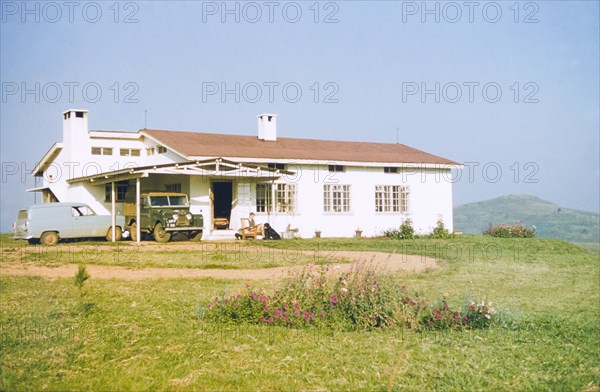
319, 311, 326, 317
207, 303, 212, 310
434, 308, 442, 320
329, 294, 339, 304
267, 317, 274, 324
340, 288, 348, 293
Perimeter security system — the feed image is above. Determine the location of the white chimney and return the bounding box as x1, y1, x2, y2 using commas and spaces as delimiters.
257, 114, 277, 141
62, 109, 89, 159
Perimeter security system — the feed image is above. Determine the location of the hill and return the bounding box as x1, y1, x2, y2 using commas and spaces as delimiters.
454, 194, 599, 243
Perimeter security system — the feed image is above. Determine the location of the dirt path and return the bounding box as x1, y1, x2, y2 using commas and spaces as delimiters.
0, 250, 438, 281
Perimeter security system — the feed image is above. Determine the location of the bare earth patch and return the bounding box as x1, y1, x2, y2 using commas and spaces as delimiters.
0, 248, 438, 280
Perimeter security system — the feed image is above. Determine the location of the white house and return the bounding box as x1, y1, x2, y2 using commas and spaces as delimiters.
30, 109, 461, 240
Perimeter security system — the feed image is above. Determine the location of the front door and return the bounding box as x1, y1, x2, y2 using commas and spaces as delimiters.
212, 182, 233, 228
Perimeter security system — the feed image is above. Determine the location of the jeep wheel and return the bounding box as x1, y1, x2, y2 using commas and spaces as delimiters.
105, 226, 123, 242
40, 231, 59, 246
189, 231, 203, 242
153, 223, 171, 243
130, 222, 138, 242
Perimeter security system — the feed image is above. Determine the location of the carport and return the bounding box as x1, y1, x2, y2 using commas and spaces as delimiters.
66, 158, 294, 243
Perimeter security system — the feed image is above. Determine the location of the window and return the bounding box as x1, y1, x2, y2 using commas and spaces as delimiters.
384, 167, 399, 173
324, 184, 351, 213
72, 206, 96, 216
75, 111, 84, 118
165, 183, 181, 193
105, 181, 129, 202
268, 163, 285, 170
275, 183, 296, 213
146, 147, 155, 156
157, 146, 168, 154
255, 184, 272, 213
328, 165, 345, 172
91, 147, 113, 156
255, 183, 297, 213
120, 148, 141, 157
375, 185, 409, 213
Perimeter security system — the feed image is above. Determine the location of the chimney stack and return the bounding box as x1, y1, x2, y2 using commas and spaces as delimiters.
62, 109, 89, 160
257, 114, 277, 141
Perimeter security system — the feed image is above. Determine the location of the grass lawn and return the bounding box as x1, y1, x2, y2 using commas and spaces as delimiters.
1, 235, 599, 390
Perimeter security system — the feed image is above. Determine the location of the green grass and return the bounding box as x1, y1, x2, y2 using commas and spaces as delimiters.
1, 235, 599, 390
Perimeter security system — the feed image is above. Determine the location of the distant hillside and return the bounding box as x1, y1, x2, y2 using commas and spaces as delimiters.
454, 195, 599, 243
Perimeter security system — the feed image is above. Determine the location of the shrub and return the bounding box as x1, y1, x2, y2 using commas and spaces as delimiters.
484, 223, 536, 238
204, 265, 500, 332
421, 295, 498, 330
429, 219, 453, 239
383, 219, 415, 240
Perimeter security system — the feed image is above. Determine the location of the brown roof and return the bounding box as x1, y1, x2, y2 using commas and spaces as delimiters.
142, 129, 460, 166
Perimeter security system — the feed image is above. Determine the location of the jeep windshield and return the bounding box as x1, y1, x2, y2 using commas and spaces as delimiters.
149, 196, 189, 207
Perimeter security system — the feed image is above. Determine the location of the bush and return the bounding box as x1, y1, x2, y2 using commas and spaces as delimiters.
429, 219, 453, 239
421, 295, 497, 330
484, 223, 536, 238
203, 265, 500, 332
383, 219, 415, 240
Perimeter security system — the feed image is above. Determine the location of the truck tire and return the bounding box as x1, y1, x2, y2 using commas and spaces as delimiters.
130, 222, 138, 242
189, 231, 203, 242
105, 226, 123, 242
153, 223, 171, 243
40, 231, 59, 246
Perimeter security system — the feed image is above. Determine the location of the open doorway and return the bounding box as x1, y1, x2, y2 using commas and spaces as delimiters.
212, 181, 233, 229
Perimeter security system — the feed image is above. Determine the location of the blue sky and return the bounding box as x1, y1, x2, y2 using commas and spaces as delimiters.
1, 0, 598, 231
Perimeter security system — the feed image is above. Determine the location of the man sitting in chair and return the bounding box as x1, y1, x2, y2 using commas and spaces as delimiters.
247, 212, 265, 236
236, 212, 265, 239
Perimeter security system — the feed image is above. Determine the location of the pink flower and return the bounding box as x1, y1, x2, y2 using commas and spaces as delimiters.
329, 294, 339, 304
319, 311, 326, 317
434, 308, 442, 320
259, 316, 266, 323
207, 303, 212, 310
267, 317, 274, 324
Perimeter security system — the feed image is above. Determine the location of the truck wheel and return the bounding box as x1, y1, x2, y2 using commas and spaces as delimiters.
105, 226, 123, 241
130, 223, 138, 242
40, 231, 59, 246
153, 223, 171, 243
189, 231, 203, 242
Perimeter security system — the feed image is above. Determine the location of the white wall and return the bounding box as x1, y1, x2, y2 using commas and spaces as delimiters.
234, 164, 454, 238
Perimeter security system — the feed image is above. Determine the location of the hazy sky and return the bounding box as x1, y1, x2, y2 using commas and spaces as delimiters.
1, 0, 599, 230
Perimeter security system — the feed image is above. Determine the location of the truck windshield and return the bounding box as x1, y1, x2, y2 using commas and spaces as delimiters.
169, 196, 188, 206
150, 196, 169, 206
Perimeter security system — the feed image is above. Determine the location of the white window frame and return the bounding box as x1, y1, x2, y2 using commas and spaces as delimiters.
91, 147, 113, 156
324, 184, 351, 213
120, 148, 141, 157
255, 183, 297, 214
375, 185, 409, 213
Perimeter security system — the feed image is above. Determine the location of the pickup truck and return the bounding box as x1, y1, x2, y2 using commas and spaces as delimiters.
124, 192, 203, 242
13, 203, 127, 245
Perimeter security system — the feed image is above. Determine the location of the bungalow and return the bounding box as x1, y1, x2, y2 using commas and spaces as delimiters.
30, 109, 461, 240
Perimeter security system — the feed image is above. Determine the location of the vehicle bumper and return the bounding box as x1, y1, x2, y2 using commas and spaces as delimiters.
164, 227, 204, 232
13, 235, 33, 240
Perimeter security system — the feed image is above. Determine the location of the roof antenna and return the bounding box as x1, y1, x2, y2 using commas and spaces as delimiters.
144, 109, 148, 129
396, 127, 399, 144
